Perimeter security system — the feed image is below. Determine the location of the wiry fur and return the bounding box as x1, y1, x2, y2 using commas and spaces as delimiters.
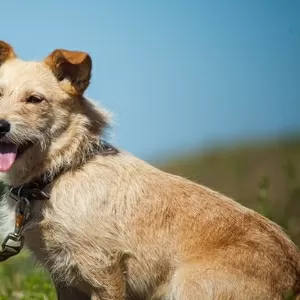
0, 41, 299, 300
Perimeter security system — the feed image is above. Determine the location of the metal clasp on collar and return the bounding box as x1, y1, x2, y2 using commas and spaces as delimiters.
0, 189, 30, 262
14, 196, 30, 236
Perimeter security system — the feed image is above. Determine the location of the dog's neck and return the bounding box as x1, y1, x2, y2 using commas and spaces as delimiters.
8, 139, 118, 202
7, 137, 98, 187
3, 123, 108, 188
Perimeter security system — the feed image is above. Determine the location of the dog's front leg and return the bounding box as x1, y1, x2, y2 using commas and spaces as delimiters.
55, 283, 91, 300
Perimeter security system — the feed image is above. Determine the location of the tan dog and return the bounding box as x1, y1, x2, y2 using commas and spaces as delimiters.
0, 41, 299, 300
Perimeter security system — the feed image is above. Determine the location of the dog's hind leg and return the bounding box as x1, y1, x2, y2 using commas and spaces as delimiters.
167, 263, 278, 300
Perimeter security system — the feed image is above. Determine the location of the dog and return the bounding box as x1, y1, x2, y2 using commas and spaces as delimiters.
0, 40, 299, 300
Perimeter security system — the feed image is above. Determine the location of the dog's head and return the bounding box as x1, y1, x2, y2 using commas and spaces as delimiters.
0, 41, 108, 182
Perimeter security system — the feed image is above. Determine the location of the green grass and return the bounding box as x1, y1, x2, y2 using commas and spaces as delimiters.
0, 137, 300, 298
0, 251, 55, 299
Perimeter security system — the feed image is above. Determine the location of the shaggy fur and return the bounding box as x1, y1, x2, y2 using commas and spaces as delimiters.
0, 41, 299, 300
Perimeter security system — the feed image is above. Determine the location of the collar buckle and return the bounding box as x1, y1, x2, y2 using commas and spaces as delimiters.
0, 233, 24, 262
1, 182, 49, 262
0, 196, 29, 262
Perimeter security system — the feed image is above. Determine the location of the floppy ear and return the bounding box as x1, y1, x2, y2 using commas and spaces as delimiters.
0, 41, 16, 66
44, 49, 92, 95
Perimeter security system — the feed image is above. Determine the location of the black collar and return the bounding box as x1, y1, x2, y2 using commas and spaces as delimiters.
8, 139, 119, 202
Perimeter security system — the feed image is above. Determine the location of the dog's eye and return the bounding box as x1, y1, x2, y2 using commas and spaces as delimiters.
26, 96, 44, 104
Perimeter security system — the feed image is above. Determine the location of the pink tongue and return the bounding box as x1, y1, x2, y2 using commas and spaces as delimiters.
0, 143, 17, 172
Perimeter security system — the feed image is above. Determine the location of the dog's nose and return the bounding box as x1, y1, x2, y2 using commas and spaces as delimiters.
0, 120, 10, 136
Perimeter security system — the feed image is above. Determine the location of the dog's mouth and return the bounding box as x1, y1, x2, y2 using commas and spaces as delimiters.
0, 142, 34, 172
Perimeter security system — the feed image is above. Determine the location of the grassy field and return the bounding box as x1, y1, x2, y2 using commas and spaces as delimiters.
0, 251, 55, 300
0, 137, 300, 299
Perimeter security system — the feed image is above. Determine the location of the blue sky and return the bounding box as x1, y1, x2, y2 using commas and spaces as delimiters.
1, 1, 299, 160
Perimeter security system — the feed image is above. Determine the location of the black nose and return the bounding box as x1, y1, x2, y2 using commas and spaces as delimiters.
0, 120, 10, 136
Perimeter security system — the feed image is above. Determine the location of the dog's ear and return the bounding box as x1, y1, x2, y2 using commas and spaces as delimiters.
0, 41, 16, 66
44, 49, 92, 95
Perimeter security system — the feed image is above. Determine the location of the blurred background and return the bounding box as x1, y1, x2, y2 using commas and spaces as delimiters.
0, 1, 300, 299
